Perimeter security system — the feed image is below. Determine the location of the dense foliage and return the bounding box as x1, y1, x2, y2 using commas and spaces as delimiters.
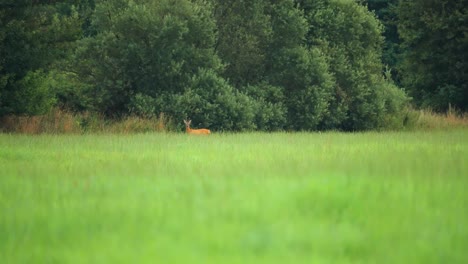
5, 0, 463, 131
366, 0, 467, 112
0, 0, 84, 115
396, 0, 468, 111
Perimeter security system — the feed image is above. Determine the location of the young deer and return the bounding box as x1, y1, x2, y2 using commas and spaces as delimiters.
183, 119, 211, 135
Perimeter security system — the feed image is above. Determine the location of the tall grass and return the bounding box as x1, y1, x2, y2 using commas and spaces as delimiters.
0, 108, 79, 134
406, 107, 468, 130
1, 131, 467, 263
1, 107, 467, 134
0, 109, 173, 134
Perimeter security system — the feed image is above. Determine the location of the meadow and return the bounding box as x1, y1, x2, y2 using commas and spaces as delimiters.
1, 130, 467, 263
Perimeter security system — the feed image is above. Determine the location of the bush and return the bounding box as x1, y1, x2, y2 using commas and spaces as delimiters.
242, 82, 287, 131
373, 80, 411, 130
70, 0, 222, 116
269, 46, 334, 130
128, 93, 157, 118
397, 0, 468, 111
0, 0, 419, 132
168, 69, 257, 131
51, 70, 94, 112
0, 70, 56, 116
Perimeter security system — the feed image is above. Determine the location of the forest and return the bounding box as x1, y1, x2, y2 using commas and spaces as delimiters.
1, 0, 467, 131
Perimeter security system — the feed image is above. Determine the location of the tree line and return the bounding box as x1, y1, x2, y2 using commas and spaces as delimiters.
1, 0, 466, 131
367, 0, 467, 113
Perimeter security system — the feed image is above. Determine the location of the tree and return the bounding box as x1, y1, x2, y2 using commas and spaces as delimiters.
0, 0, 84, 115
297, 0, 408, 130
212, 0, 409, 130
69, 0, 222, 115
212, 0, 273, 88
213, 0, 335, 130
365, 0, 401, 83
397, 0, 468, 111
1, 0, 411, 131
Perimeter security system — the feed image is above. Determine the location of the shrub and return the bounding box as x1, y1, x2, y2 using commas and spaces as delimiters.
128, 93, 157, 118
0, 70, 56, 116
375, 81, 411, 130
70, 0, 222, 116
168, 69, 257, 131
242, 82, 287, 131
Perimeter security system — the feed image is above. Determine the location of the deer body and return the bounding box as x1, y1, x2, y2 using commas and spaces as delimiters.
184, 119, 210, 135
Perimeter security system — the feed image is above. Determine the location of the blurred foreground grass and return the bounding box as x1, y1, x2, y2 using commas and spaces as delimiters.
1, 130, 467, 263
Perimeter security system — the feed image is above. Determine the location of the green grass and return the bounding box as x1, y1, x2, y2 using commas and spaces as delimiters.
1, 130, 468, 263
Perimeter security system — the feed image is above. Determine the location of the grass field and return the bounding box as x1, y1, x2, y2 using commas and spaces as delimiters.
1, 130, 468, 263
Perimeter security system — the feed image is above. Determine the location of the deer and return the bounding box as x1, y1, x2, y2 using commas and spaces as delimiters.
183, 119, 211, 135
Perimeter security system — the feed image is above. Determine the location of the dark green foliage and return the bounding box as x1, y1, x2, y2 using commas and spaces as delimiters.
397, 0, 468, 111
128, 93, 157, 118
51, 70, 93, 112
367, 0, 467, 112
0, 1, 83, 115
365, 0, 401, 79
298, 0, 408, 130
269, 46, 334, 130
70, 0, 222, 115
2, 70, 56, 115
212, 0, 273, 87
266, 1, 333, 130
374, 79, 411, 129
1, 0, 414, 131
171, 69, 258, 131
242, 82, 287, 131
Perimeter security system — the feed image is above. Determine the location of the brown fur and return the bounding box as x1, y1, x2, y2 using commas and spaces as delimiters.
183, 119, 210, 135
